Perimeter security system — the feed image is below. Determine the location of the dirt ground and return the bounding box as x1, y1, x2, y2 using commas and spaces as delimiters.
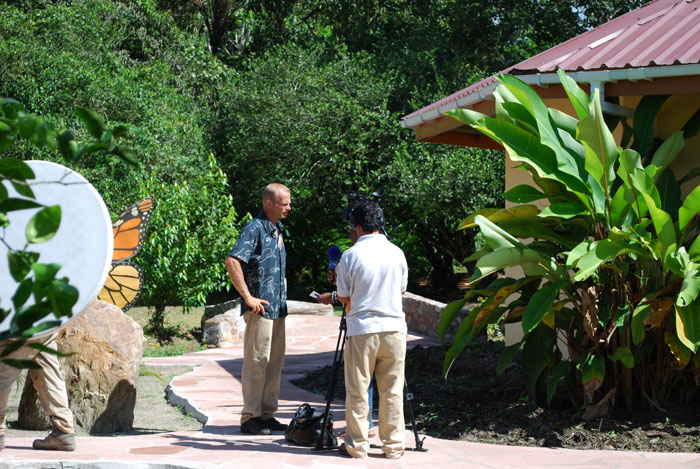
294, 335, 700, 453
4, 364, 203, 438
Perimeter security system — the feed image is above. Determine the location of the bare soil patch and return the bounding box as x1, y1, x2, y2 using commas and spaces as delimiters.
293, 334, 700, 453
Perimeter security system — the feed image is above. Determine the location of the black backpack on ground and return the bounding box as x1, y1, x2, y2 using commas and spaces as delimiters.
284, 403, 337, 447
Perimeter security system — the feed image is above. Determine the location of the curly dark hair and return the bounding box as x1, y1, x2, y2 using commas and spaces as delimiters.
350, 199, 384, 233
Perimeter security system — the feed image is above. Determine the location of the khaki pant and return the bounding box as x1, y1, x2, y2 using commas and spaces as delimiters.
240, 312, 286, 424
344, 331, 405, 458
0, 334, 74, 436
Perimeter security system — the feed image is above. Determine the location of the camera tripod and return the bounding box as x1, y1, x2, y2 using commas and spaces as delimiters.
312, 308, 427, 452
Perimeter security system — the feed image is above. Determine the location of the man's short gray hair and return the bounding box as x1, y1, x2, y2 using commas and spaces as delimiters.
262, 183, 290, 202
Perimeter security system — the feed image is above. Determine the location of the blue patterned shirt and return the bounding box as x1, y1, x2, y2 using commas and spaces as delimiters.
229, 210, 288, 319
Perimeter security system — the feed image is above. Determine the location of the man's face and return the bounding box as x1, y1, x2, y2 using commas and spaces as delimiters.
268, 191, 291, 220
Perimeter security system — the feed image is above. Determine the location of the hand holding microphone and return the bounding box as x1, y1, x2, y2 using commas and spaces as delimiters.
326, 245, 341, 284
313, 246, 342, 305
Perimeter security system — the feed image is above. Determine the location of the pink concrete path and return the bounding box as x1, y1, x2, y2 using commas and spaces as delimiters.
3, 313, 700, 468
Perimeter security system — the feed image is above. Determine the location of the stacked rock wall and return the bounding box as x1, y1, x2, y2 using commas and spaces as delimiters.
402, 292, 470, 340
201, 299, 245, 347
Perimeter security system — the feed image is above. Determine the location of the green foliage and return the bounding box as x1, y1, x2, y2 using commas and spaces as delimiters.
0, 0, 241, 319
0, 0, 228, 211
137, 154, 239, 333
0, 99, 136, 367
216, 43, 400, 288
387, 141, 504, 285
442, 71, 700, 418
0, 0, 649, 303
235, 0, 645, 112
213, 0, 644, 285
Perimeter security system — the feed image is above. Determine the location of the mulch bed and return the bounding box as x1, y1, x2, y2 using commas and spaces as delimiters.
293, 334, 700, 452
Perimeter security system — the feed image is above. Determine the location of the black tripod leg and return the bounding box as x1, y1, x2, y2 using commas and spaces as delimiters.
404, 380, 427, 452
312, 313, 346, 451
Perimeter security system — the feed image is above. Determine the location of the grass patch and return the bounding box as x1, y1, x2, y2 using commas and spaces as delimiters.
128, 306, 206, 357
139, 364, 167, 383
143, 338, 207, 357
127, 306, 204, 334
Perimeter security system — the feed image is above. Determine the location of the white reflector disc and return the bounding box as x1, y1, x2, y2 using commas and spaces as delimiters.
0, 161, 113, 337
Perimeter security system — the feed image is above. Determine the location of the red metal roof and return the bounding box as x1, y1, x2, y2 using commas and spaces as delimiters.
403, 0, 700, 121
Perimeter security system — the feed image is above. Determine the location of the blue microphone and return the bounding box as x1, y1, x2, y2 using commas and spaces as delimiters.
327, 245, 342, 270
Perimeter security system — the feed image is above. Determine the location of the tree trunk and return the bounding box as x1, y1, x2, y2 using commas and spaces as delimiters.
148, 303, 167, 339
427, 249, 454, 291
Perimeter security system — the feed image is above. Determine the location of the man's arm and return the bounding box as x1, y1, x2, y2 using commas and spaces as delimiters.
225, 256, 269, 315
337, 295, 351, 311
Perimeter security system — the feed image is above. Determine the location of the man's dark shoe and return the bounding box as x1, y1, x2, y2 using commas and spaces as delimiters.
338, 443, 353, 458
32, 424, 76, 451
241, 417, 272, 435
261, 417, 287, 432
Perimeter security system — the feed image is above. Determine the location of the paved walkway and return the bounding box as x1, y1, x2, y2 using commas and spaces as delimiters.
2, 313, 700, 468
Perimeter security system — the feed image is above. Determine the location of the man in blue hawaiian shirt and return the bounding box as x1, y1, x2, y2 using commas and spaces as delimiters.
225, 183, 291, 435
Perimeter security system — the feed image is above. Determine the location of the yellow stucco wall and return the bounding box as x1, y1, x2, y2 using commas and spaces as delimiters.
658, 94, 700, 194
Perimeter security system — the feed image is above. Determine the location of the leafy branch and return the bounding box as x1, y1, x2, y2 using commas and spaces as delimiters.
0, 98, 138, 368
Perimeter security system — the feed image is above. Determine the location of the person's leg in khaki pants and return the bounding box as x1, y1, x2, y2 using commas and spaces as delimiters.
241, 312, 286, 424
0, 345, 26, 448
29, 336, 74, 434
260, 317, 285, 420
374, 331, 406, 458
344, 333, 376, 458
0, 334, 74, 451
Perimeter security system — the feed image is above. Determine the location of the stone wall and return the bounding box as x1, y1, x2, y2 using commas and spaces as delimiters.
201, 299, 245, 347
201, 299, 334, 347
402, 292, 469, 340
201, 294, 454, 344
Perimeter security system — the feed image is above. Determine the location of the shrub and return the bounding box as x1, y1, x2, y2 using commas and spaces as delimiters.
441, 70, 700, 418
0, 99, 137, 366
137, 154, 240, 334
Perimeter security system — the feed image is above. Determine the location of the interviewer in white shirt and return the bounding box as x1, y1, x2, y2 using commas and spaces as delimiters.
336, 199, 408, 460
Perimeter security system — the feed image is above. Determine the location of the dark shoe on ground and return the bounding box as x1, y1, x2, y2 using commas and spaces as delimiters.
339, 443, 368, 459
32, 424, 76, 451
338, 443, 352, 458
261, 417, 287, 431
241, 417, 272, 435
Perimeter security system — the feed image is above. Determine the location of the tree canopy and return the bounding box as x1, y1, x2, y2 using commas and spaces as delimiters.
0, 0, 647, 304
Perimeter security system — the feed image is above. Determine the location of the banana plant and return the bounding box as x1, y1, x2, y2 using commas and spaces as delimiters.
440, 70, 700, 417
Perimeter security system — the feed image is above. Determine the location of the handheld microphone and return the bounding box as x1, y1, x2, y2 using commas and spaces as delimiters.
327, 245, 342, 270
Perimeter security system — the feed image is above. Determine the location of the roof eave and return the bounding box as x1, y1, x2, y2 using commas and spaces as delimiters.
401, 63, 700, 130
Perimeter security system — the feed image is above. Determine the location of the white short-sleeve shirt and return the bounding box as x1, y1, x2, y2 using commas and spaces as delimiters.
336, 233, 408, 336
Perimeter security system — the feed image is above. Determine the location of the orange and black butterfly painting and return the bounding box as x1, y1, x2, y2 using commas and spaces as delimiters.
98, 198, 154, 311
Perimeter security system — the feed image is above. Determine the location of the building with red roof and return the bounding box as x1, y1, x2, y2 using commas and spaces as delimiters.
402, 0, 700, 162
402, 0, 700, 346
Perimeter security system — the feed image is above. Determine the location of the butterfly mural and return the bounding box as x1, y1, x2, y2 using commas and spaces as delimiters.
98, 198, 154, 311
